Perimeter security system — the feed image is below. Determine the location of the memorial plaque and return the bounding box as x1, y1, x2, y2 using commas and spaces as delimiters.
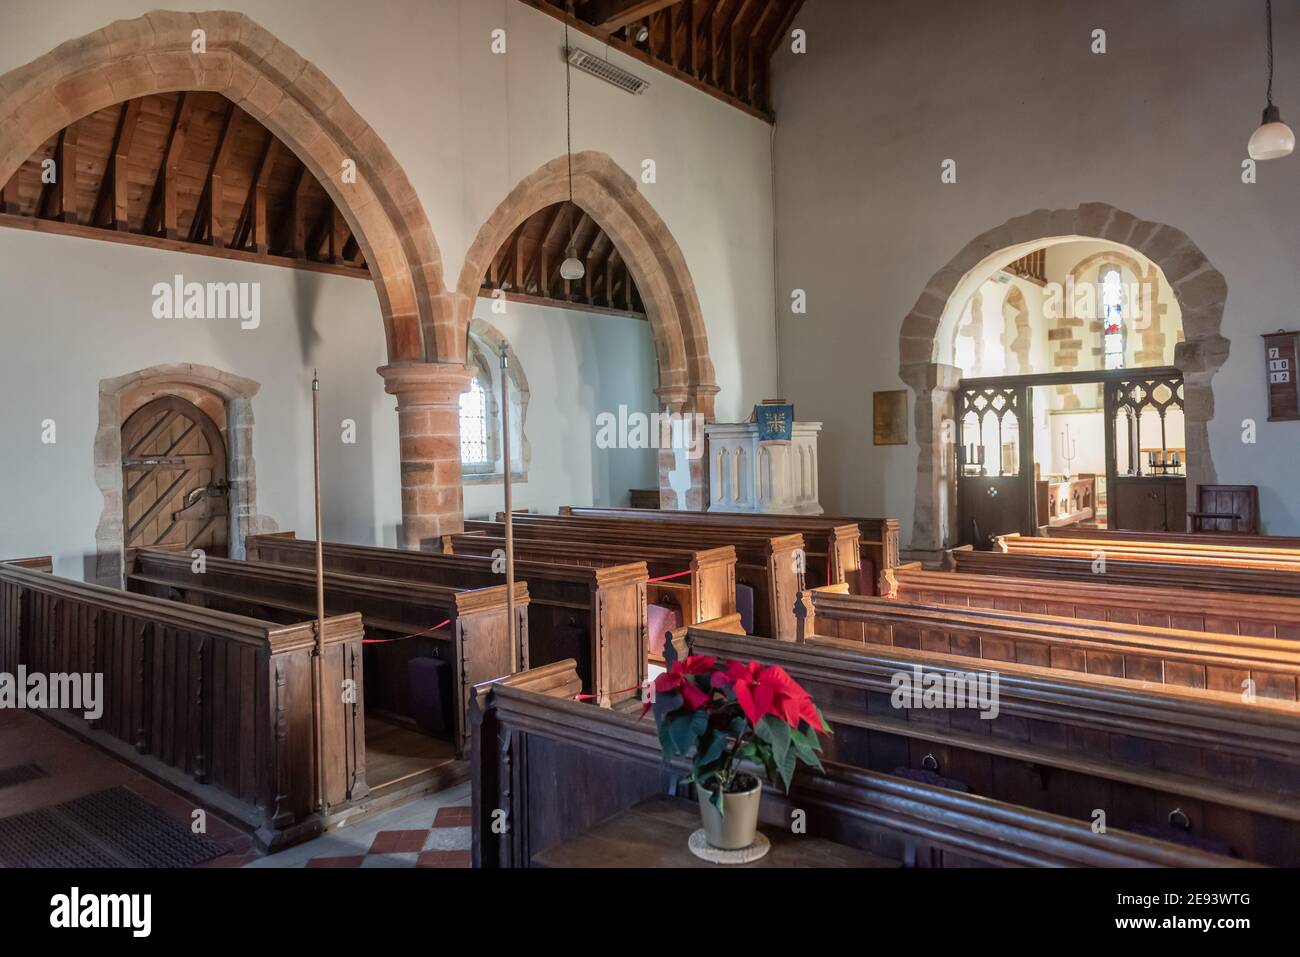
1262, 330, 1300, 422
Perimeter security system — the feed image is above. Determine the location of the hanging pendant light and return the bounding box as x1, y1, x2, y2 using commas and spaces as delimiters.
560, 7, 586, 281
1249, 0, 1295, 160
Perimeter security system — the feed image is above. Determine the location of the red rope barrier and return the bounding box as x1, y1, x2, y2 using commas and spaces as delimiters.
647, 569, 692, 583
573, 683, 646, 702
363, 618, 451, 645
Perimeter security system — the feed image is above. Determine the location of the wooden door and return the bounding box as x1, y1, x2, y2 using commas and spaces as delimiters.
121, 396, 229, 556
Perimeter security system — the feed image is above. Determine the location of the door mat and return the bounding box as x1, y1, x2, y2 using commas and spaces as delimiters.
0, 786, 230, 868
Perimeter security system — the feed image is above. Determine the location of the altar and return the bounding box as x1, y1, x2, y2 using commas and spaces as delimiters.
705, 406, 823, 515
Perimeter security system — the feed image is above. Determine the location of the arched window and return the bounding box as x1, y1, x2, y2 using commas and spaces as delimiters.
1100, 265, 1126, 370
459, 375, 491, 470
460, 319, 531, 482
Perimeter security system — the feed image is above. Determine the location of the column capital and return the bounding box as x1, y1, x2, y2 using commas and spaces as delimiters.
654, 382, 720, 420
377, 361, 473, 407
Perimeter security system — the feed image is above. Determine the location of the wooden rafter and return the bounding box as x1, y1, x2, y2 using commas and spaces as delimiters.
92, 99, 142, 230
590, 0, 682, 32
145, 92, 192, 238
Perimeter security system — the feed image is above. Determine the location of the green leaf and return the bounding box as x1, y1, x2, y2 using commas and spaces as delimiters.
774, 741, 798, 792
758, 715, 792, 772
696, 729, 727, 767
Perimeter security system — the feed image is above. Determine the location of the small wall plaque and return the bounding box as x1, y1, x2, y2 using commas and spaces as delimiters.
873, 390, 909, 445
1262, 330, 1300, 422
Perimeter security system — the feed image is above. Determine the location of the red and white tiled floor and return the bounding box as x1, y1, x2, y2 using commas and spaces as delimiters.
0, 709, 471, 869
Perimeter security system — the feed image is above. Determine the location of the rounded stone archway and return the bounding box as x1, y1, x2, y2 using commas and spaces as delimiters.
0, 9, 451, 363
455, 151, 720, 508
899, 202, 1229, 557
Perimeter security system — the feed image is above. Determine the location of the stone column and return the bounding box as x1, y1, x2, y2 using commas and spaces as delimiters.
378, 362, 473, 548
901, 361, 963, 561
654, 384, 718, 510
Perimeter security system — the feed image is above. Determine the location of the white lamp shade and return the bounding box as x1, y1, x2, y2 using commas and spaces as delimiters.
1249, 108, 1296, 160
560, 256, 585, 280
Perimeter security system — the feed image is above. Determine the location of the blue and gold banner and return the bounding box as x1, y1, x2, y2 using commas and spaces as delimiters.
756, 403, 794, 443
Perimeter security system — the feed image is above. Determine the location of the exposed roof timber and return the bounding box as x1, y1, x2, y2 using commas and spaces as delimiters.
0, 89, 369, 278
590, 0, 683, 32
480, 199, 646, 318
521, 0, 808, 121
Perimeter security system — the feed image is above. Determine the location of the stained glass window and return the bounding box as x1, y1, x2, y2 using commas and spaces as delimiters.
1101, 266, 1125, 370
459, 376, 490, 466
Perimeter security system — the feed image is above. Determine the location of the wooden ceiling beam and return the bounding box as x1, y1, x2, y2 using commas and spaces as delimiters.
189, 102, 239, 246
145, 93, 192, 238
0, 169, 18, 215
50, 128, 80, 224
92, 100, 141, 230
589, 0, 683, 32
764, 0, 806, 60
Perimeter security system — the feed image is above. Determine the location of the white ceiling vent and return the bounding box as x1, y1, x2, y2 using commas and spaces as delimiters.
567, 47, 651, 95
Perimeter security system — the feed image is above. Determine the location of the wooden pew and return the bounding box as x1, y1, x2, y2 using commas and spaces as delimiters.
469, 515, 806, 642
2, 556, 53, 572
129, 547, 525, 754
443, 530, 737, 639
0, 560, 366, 848
556, 506, 867, 591
246, 533, 646, 708
688, 624, 1300, 866
884, 563, 1300, 640
795, 587, 1300, 701
560, 505, 901, 594
949, 543, 1300, 598
1045, 526, 1300, 550
999, 532, 1300, 569
470, 662, 1248, 867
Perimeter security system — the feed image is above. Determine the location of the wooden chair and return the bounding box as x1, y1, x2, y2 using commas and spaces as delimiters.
1189, 484, 1260, 534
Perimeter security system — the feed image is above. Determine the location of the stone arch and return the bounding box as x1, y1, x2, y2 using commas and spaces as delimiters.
0, 10, 451, 362
899, 202, 1228, 557
454, 151, 718, 421
94, 363, 272, 586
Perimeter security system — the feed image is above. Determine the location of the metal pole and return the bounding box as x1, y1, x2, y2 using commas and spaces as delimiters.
499, 346, 518, 670
311, 370, 327, 814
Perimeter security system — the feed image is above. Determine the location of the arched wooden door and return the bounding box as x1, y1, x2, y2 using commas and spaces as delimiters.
121, 396, 229, 556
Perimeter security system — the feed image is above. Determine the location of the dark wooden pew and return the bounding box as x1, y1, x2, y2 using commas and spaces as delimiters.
688, 624, 1300, 866
796, 586, 1300, 701
563, 505, 900, 594
443, 530, 737, 639
2, 556, 53, 572
883, 563, 1300, 640
129, 547, 524, 754
949, 542, 1300, 598
0, 560, 366, 848
471, 662, 1249, 867
246, 533, 646, 708
469, 515, 806, 642
556, 506, 867, 591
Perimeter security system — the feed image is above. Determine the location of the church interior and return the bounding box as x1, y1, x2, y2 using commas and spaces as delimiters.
0, 0, 1297, 907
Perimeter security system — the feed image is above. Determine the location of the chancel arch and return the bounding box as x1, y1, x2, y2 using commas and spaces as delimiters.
899, 203, 1228, 558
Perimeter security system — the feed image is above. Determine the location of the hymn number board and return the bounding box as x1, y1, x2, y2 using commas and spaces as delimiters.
1263, 330, 1300, 422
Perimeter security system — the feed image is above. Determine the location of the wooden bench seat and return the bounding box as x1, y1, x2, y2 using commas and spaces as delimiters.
797, 587, 1300, 701
687, 625, 1300, 866
884, 563, 1300, 640
0, 560, 366, 848
561, 505, 899, 592
471, 662, 1249, 867
246, 533, 645, 707
129, 548, 525, 753
999, 532, 1300, 569
470, 515, 806, 641
444, 529, 737, 636
949, 543, 1300, 598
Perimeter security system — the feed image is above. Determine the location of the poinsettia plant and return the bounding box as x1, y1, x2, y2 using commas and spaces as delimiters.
645, 655, 830, 811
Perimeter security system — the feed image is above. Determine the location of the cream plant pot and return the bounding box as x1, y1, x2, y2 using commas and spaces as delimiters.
696, 776, 762, 850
